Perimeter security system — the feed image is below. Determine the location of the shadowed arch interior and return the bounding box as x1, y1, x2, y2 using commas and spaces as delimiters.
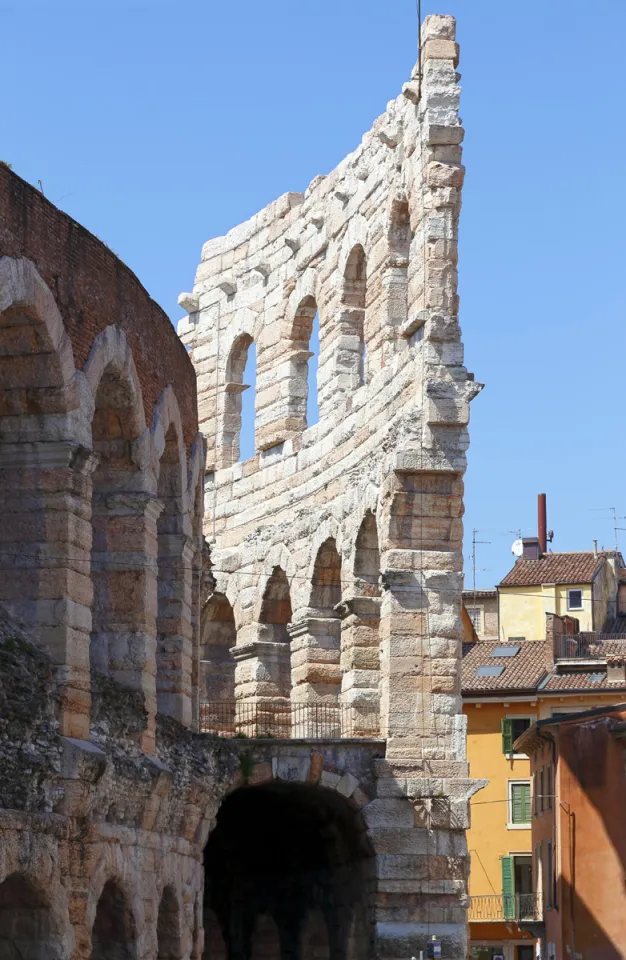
157, 885, 182, 960
0, 873, 64, 960
289, 296, 319, 430
204, 782, 374, 960
91, 880, 137, 960
200, 593, 237, 731
310, 538, 341, 612
342, 246, 366, 387
354, 512, 381, 596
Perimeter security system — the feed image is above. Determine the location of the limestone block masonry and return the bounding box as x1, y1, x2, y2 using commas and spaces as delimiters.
179, 15, 485, 960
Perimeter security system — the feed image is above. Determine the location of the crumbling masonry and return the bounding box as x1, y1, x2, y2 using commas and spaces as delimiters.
179, 14, 484, 960
0, 14, 483, 960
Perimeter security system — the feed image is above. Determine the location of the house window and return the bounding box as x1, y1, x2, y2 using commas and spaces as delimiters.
539, 767, 545, 813
501, 854, 533, 920
501, 716, 534, 754
567, 588, 583, 610
466, 606, 483, 634
508, 781, 531, 827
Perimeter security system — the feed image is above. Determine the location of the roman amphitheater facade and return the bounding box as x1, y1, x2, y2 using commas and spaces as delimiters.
0, 14, 484, 960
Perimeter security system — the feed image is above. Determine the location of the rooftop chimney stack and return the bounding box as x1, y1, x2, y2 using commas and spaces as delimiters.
538, 493, 547, 555
593, 539, 598, 558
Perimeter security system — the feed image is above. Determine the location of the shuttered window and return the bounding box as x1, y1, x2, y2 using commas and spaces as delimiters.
501, 718, 513, 754
501, 856, 515, 920
509, 781, 531, 825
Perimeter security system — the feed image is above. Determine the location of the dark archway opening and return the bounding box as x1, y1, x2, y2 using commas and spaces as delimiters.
0, 873, 63, 960
157, 886, 182, 960
92, 880, 137, 960
200, 592, 237, 734
204, 782, 374, 960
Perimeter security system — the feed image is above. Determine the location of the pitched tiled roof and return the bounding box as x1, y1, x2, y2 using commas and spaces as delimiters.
462, 640, 548, 694
462, 589, 497, 599
499, 552, 615, 588
539, 670, 626, 692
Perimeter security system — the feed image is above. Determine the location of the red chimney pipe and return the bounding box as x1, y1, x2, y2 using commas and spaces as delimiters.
538, 493, 547, 555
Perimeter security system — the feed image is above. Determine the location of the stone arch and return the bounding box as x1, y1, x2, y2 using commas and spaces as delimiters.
340, 244, 367, 388
0, 872, 67, 960
199, 592, 237, 733
353, 510, 381, 597
202, 907, 227, 960
0, 258, 90, 738
382, 194, 413, 348
310, 537, 342, 613
299, 907, 330, 960
91, 879, 138, 960
87, 329, 155, 745
221, 332, 255, 465
156, 885, 183, 960
153, 389, 193, 726
305, 518, 344, 598
284, 294, 318, 433
250, 913, 281, 960
0, 256, 77, 427
204, 783, 374, 960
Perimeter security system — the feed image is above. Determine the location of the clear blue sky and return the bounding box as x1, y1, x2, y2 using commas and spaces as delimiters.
4, 0, 626, 587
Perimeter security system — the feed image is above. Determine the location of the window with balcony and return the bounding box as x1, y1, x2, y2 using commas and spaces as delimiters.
501, 854, 534, 920
466, 606, 483, 634
508, 780, 531, 827
539, 767, 545, 813
545, 839, 554, 909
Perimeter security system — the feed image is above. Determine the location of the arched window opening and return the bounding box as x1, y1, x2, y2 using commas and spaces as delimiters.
342, 246, 366, 387
0, 873, 63, 960
344, 512, 382, 736
199, 592, 236, 735
224, 334, 255, 465
156, 424, 188, 723
354, 511, 381, 597
386, 198, 413, 344
289, 296, 319, 431
90, 367, 145, 691
258, 566, 293, 728
92, 880, 137, 960
204, 784, 374, 960
310, 538, 342, 612
157, 886, 182, 960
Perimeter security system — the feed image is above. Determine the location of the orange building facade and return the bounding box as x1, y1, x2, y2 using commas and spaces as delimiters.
516, 703, 626, 960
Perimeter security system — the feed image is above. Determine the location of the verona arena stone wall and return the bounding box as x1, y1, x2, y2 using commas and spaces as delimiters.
179, 15, 485, 959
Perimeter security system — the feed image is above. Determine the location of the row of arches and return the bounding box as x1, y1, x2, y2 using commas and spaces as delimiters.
0, 257, 205, 738
200, 513, 382, 734
0, 873, 181, 960
217, 197, 413, 467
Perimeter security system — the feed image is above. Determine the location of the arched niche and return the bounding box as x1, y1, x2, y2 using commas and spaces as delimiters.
0, 873, 65, 960
157, 886, 182, 960
199, 592, 236, 734
156, 422, 191, 725
341, 245, 366, 386
287, 296, 319, 432
89, 358, 153, 716
91, 880, 137, 960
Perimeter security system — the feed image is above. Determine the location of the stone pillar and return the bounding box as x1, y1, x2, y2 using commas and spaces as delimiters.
338, 598, 381, 737
91, 491, 163, 753
233, 623, 292, 736
156, 533, 195, 727
0, 440, 96, 740
288, 616, 341, 737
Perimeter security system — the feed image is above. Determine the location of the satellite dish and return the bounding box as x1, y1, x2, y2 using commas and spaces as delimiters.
511, 538, 524, 558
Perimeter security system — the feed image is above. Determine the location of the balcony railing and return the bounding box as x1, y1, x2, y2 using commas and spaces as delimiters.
553, 632, 626, 661
469, 894, 543, 923
199, 700, 380, 739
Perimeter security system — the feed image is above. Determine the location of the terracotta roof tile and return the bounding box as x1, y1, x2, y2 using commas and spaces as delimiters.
462, 640, 548, 694
499, 552, 616, 588
540, 670, 626, 692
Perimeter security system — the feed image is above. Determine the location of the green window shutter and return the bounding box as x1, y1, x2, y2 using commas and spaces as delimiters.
502, 718, 513, 754
501, 856, 515, 920
511, 783, 531, 824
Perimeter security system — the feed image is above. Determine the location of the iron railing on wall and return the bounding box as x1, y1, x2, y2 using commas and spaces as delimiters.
553, 633, 626, 661
468, 894, 543, 923
199, 700, 380, 739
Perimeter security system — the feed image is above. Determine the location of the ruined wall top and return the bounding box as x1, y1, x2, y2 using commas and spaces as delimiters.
179, 14, 476, 477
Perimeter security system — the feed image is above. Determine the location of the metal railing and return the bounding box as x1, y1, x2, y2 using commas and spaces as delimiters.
553, 633, 626, 661
199, 700, 380, 739
469, 894, 543, 923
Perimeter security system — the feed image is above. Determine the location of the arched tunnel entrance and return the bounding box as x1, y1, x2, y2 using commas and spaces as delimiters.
203, 782, 374, 960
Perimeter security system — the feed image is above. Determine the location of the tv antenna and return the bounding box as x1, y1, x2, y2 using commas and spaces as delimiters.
470, 528, 491, 605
